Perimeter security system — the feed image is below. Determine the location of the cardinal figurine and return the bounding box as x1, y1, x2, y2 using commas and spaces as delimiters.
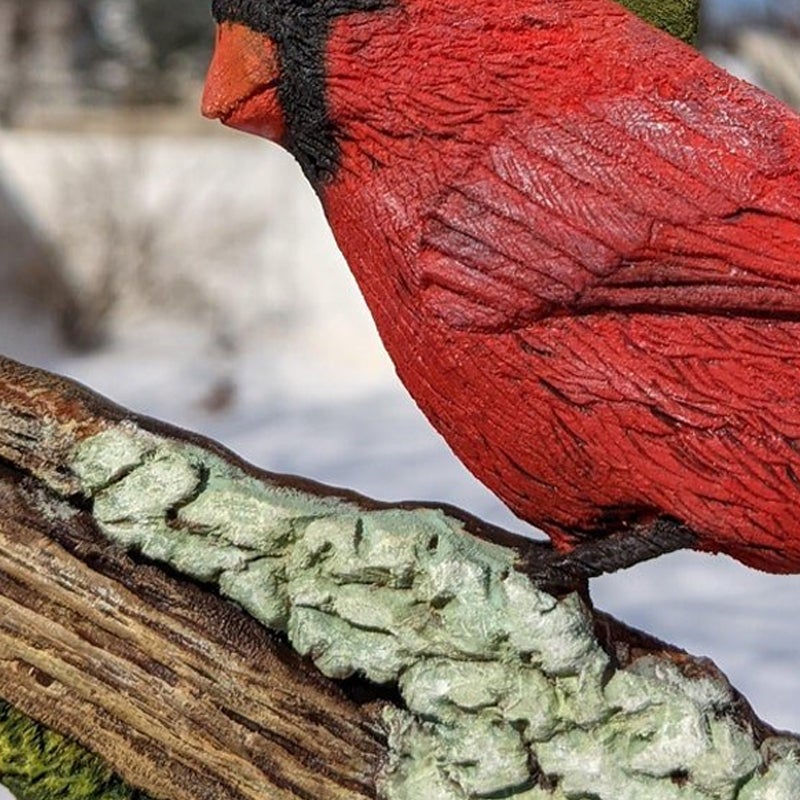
202, 0, 800, 578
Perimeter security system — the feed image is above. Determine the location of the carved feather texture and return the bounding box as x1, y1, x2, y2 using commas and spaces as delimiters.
312, 0, 800, 571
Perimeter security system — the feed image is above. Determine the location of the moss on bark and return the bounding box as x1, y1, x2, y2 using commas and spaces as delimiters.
0, 701, 150, 800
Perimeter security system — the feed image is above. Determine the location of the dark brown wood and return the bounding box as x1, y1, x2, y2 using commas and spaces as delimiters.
0, 464, 384, 800
0, 357, 119, 493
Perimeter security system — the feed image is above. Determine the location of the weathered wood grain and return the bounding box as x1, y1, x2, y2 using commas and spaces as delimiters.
0, 358, 117, 493
0, 465, 384, 800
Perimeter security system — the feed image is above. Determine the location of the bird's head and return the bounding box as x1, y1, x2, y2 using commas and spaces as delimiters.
202, 0, 701, 185
202, 0, 391, 183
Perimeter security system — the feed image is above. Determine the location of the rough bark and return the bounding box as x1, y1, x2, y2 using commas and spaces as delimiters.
0, 354, 798, 800
0, 449, 384, 800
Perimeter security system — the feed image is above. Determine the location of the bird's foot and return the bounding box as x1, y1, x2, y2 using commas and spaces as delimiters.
519, 517, 697, 596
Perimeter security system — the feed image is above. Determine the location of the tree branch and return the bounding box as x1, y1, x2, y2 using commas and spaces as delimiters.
0, 464, 383, 800
0, 354, 798, 800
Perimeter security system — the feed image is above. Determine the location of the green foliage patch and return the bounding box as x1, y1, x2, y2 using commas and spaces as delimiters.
618, 0, 701, 43
0, 701, 149, 800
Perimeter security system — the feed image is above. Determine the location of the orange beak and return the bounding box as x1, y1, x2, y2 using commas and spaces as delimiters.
202, 22, 286, 142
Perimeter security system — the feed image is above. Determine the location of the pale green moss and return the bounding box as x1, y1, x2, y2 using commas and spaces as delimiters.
69, 425, 799, 800
739, 754, 800, 800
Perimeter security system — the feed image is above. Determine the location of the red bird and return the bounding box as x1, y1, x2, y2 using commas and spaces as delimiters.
202, 0, 800, 576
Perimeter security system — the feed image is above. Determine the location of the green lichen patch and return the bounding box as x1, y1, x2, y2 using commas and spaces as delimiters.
740, 754, 800, 800
0, 700, 150, 800
69, 425, 800, 800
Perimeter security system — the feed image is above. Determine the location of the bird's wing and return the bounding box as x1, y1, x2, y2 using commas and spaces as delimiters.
418, 76, 800, 332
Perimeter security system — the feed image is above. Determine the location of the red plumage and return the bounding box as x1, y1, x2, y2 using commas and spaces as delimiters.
204, 0, 800, 573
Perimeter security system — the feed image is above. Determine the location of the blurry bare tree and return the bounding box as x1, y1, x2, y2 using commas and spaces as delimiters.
0, 0, 212, 119
701, 0, 800, 41
135, 0, 214, 98
701, 0, 800, 109
0, 0, 81, 124
0, 1, 30, 124
80, 0, 212, 103
30, 140, 296, 352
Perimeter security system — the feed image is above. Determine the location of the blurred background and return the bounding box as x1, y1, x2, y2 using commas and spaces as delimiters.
0, 2, 799, 793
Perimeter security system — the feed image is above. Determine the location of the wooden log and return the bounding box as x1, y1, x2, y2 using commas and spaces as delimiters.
0, 465, 384, 800
0, 355, 798, 800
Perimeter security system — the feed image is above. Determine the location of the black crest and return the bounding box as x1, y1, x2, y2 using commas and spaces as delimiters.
212, 0, 391, 185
